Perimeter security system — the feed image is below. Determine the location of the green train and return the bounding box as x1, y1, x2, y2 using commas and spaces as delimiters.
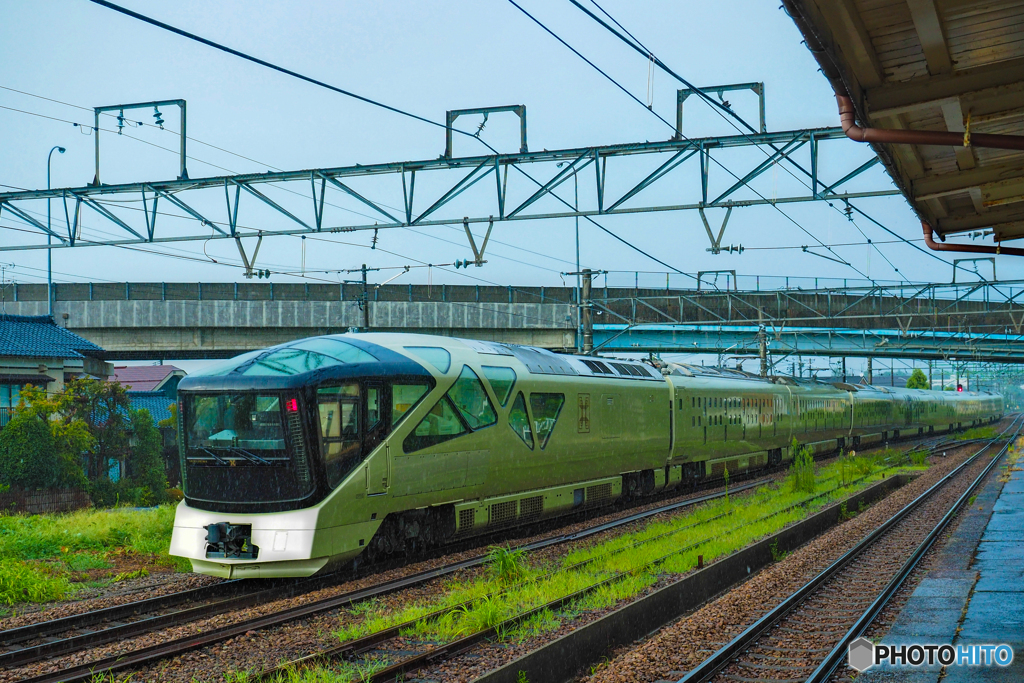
169, 333, 1003, 578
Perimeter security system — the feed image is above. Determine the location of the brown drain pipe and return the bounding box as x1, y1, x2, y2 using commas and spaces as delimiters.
838, 94, 1024, 151
922, 221, 1024, 256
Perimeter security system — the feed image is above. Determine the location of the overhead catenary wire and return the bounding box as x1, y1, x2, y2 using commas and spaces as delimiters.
574, 0, 953, 274
506, 0, 871, 281
83, 0, 689, 277
0, 92, 577, 277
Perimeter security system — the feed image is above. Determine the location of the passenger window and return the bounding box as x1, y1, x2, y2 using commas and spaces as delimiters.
367, 386, 381, 429
392, 383, 429, 425
404, 396, 468, 452
405, 346, 451, 373
448, 366, 497, 430
317, 384, 361, 487
530, 393, 565, 449
481, 366, 517, 406
508, 392, 533, 448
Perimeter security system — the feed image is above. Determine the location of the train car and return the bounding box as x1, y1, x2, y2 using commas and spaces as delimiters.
169, 333, 1003, 578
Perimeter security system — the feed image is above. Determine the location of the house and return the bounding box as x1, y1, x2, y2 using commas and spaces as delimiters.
0, 314, 111, 427
110, 365, 186, 399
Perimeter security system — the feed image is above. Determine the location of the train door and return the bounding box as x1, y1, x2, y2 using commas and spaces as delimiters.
365, 382, 390, 495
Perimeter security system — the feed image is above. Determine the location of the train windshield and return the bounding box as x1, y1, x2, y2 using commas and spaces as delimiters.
182, 392, 315, 511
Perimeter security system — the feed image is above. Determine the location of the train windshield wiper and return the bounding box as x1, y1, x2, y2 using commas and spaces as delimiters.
225, 447, 272, 466
190, 447, 230, 465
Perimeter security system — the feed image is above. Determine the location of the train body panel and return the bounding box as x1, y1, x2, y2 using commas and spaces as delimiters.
170, 332, 1004, 577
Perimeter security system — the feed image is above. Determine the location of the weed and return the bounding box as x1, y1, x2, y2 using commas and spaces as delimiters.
0, 559, 70, 605
909, 449, 929, 466
838, 501, 855, 520
0, 505, 181, 571
967, 494, 978, 506
789, 440, 816, 493
487, 545, 529, 585
516, 671, 529, 683
65, 552, 113, 572
723, 465, 730, 505
769, 538, 789, 562
112, 568, 149, 582
959, 426, 996, 441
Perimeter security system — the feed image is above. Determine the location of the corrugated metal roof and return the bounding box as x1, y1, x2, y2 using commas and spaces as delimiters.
0, 314, 105, 359
787, 0, 1024, 242
111, 365, 185, 392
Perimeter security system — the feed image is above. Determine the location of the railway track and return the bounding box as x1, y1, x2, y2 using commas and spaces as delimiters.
2, 477, 775, 683
243, 434, 967, 682
0, 427, 981, 683
675, 416, 1021, 683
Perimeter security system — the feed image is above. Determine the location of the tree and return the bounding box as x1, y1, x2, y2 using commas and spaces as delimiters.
0, 411, 58, 489
127, 408, 167, 505
906, 368, 930, 390
61, 378, 132, 481
14, 384, 91, 489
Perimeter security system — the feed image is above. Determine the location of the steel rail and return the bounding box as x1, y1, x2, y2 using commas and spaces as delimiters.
0, 427, 957, 673
0, 579, 242, 647
8, 479, 768, 683
805, 424, 1019, 682
676, 414, 1022, 683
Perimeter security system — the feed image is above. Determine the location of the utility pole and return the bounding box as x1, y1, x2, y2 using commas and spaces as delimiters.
343, 263, 380, 332
842, 357, 847, 383
757, 308, 767, 378
891, 359, 895, 387
581, 268, 593, 354
361, 264, 369, 331
866, 357, 873, 384
928, 360, 933, 389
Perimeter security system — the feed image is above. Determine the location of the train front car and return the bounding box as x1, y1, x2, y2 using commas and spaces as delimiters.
169, 335, 432, 578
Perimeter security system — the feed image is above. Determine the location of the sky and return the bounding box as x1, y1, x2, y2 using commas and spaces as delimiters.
0, 0, 1015, 375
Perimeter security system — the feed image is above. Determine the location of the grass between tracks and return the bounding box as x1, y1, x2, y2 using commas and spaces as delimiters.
0, 504, 188, 608
304, 449, 930, 679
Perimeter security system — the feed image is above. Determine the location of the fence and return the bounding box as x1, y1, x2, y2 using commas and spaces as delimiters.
0, 487, 92, 515
0, 407, 10, 429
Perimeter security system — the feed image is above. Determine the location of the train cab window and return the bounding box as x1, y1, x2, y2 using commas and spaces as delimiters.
404, 346, 451, 373
448, 366, 497, 430
508, 392, 533, 449
391, 383, 429, 426
481, 366, 517, 406
317, 384, 361, 487
530, 393, 565, 449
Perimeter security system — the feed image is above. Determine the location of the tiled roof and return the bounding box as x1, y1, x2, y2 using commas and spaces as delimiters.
0, 314, 104, 359
127, 391, 176, 425
111, 365, 184, 392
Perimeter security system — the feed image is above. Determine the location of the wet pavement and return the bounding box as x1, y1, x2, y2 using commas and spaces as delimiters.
863, 455, 1024, 682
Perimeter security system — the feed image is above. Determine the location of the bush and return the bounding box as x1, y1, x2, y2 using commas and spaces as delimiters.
0, 411, 59, 489
906, 368, 929, 389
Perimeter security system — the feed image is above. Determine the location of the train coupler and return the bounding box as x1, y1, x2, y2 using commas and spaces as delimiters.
204, 522, 259, 560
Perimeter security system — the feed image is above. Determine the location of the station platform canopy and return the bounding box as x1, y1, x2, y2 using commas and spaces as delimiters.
785, 0, 1024, 245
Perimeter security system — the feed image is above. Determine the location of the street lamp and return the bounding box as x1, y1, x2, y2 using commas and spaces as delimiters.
47, 145, 66, 318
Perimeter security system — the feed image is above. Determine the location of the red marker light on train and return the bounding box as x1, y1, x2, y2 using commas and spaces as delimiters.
285, 398, 299, 412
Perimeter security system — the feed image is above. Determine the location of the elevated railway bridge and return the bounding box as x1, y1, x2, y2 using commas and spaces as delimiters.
4, 279, 1024, 363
